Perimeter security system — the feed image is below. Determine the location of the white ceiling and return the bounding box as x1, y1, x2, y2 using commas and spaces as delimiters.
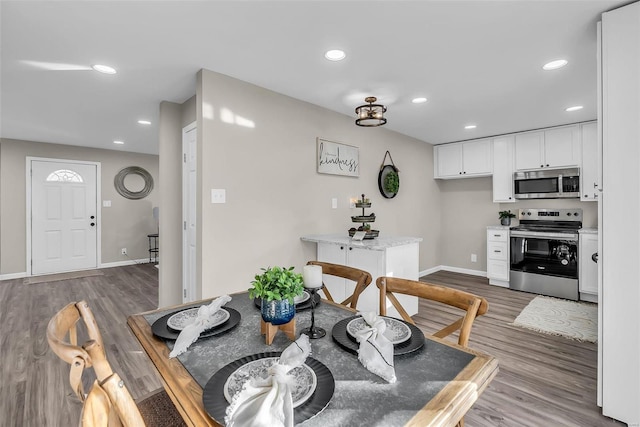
0, 0, 627, 155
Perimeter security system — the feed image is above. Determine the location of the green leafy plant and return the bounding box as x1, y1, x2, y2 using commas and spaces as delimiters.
384, 169, 399, 193
498, 210, 516, 220
248, 266, 304, 303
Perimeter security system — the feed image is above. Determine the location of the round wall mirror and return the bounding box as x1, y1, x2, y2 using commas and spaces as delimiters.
114, 166, 154, 199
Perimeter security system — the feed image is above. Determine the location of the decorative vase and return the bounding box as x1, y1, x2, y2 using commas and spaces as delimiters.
261, 298, 295, 325
501, 218, 511, 226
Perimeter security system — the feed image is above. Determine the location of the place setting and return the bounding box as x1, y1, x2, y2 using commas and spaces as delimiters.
332, 312, 424, 356
151, 295, 241, 343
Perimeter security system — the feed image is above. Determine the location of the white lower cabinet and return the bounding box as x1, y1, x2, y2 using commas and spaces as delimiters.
317, 242, 419, 316
486, 228, 509, 287
579, 232, 598, 302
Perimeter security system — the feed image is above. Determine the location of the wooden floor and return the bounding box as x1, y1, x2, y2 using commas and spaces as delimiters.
419, 271, 623, 427
0, 264, 624, 426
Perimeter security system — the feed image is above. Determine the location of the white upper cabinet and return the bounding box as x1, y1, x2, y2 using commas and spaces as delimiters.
514, 125, 581, 171
492, 135, 515, 203
434, 139, 492, 179
580, 121, 598, 201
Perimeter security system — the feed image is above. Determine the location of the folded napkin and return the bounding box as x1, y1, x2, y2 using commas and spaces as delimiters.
169, 295, 232, 358
353, 311, 396, 383
225, 334, 312, 427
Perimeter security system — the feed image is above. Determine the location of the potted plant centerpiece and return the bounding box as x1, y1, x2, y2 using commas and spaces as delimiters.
249, 266, 304, 325
499, 210, 516, 226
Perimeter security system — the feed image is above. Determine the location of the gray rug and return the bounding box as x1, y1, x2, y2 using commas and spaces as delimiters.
24, 269, 104, 284
511, 295, 598, 343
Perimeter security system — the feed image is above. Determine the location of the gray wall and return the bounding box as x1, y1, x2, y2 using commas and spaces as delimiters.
0, 138, 159, 275
155, 69, 438, 304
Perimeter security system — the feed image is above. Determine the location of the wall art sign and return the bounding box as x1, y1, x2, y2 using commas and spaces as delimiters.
316, 138, 359, 177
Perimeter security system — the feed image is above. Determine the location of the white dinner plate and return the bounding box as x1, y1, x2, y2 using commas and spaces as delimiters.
166, 307, 230, 331
223, 357, 317, 408
294, 291, 310, 305
346, 316, 411, 345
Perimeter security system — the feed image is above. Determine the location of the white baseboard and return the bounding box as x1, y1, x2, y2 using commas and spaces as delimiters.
100, 259, 150, 268
0, 272, 27, 281
420, 265, 487, 278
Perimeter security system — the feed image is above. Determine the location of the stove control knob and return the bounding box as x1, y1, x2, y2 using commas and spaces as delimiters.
574, 212, 579, 216
527, 212, 532, 216
567, 213, 571, 216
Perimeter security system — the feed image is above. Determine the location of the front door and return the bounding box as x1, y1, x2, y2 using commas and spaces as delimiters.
30, 159, 98, 275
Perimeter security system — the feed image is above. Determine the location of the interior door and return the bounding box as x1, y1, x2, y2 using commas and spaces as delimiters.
182, 123, 197, 302
30, 160, 98, 274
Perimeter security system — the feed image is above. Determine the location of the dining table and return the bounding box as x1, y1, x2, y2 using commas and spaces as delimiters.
127, 292, 498, 427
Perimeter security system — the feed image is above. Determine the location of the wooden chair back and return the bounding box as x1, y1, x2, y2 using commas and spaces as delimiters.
47, 300, 146, 426
306, 261, 373, 310
377, 277, 488, 347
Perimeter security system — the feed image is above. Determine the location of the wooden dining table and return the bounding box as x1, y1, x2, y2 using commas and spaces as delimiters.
127, 293, 498, 427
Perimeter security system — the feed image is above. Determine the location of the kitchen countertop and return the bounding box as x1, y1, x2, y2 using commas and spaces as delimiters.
487, 225, 511, 230
579, 228, 598, 234
300, 234, 422, 250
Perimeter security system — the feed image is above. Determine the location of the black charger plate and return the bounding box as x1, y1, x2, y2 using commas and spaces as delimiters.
253, 292, 321, 311
332, 315, 425, 356
203, 352, 334, 425
151, 307, 241, 340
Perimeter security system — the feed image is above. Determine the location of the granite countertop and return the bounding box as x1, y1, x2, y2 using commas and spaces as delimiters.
300, 234, 422, 250
487, 225, 511, 230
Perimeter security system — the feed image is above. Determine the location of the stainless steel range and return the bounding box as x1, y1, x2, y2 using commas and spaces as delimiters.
509, 208, 582, 300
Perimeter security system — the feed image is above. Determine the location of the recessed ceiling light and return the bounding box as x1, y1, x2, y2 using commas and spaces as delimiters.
412, 97, 428, 104
465, 124, 477, 130
113, 140, 125, 145
92, 64, 117, 74
325, 50, 346, 61
543, 59, 568, 71
565, 105, 583, 112
137, 120, 151, 125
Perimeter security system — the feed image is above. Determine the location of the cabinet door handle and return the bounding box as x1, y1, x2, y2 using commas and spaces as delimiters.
546, 164, 549, 167
340, 246, 344, 250
349, 247, 352, 250
540, 164, 544, 167
594, 182, 598, 188
494, 250, 501, 253
493, 234, 501, 237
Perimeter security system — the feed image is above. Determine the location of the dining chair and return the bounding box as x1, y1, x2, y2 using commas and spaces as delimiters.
47, 300, 185, 427
306, 261, 373, 310
376, 276, 488, 347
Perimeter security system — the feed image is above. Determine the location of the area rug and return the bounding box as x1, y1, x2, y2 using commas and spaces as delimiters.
511, 295, 597, 343
23, 269, 104, 285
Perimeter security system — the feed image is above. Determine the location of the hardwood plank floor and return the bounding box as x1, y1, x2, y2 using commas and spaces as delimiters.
419, 270, 623, 427
0, 265, 625, 426
0, 264, 162, 427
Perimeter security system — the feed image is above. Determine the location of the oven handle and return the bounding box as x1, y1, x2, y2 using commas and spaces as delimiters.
510, 230, 579, 241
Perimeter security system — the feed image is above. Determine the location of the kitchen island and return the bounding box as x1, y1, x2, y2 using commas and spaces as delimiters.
301, 234, 422, 316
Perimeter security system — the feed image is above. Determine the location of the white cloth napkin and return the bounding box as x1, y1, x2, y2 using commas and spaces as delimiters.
353, 311, 396, 383
169, 295, 232, 358
225, 334, 312, 427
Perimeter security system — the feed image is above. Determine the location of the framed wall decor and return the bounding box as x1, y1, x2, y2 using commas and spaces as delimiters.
316, 138, 359, 177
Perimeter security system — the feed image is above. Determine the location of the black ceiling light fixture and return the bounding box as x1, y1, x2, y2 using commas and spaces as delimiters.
355, 96, 387, 127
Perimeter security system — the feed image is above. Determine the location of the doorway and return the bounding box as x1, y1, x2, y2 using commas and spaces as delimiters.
182, 123, 197, 302
27, 158, 100, 275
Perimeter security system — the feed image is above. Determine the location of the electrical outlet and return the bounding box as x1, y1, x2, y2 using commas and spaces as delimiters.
121, 248, 127, 255
471, 253, 477, 263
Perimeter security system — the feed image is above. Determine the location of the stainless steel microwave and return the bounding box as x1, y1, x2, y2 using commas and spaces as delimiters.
514, 167, 580, 199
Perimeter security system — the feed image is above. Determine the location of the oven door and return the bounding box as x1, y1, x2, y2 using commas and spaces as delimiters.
510, 234, 578, 279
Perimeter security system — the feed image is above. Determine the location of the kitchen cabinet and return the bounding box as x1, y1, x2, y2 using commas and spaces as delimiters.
578, 231, 598, 302
514, 125, 581, 171
486, 227, 509, 287
600, 3, 640, 423
492, 136, 515, 203
580, 121, 599, 201
301, 235, 421, 316
434, 139, 492, 179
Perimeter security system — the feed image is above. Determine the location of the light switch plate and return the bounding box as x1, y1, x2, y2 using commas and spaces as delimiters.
331, 198, 338, 209
211, 189, 226, 204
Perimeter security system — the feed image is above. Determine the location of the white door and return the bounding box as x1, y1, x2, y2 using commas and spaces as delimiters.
182, 123, 197, 302
30, 160, 98, 274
